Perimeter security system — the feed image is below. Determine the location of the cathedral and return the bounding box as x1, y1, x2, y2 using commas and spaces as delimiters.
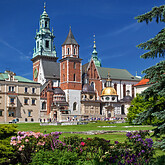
31, 5, 140, 121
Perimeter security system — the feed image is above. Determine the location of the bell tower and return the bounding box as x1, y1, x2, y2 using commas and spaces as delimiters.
31, 3, 58, 84
60, 27, 82, 115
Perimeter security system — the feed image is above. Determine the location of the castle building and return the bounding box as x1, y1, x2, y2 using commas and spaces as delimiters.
32, 6, 140, 121
0, 71, 40, 123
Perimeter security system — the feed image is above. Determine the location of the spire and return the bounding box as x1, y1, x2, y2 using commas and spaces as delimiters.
91, 34, 101, 67
62, 27, 79, 46
44, 2, 46, 11
106, 72, 112, 87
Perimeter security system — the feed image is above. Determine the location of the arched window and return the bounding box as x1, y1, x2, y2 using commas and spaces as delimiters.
68, 48, 70, 55
42, 102, 46, 109
73, 102, 77, 111
73, 74, 76, 81
121, 105, 125, 115
123, 84, 126, 97
91, 82, 95, 90
114, 83, 117, 92
132, 85, 134, 98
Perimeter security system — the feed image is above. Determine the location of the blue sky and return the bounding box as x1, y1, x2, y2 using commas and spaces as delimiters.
0, 0, 164, 80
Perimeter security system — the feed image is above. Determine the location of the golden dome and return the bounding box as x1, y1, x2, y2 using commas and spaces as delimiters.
101, 87, 117, 96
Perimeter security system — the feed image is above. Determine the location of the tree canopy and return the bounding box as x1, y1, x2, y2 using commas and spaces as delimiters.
133, 5, 165, 151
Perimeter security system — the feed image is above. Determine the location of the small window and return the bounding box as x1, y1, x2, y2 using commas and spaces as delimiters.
32, 99, 35, 105
45, 21, 47, 28
73, 102, 77, 111
0, 110, 2, 116
42, 102, 46, 109
63, 74, 65, 81
45, 40, 49, 48
25, 118, 28, 122
73, 62, 76, 69
9, 86, 14, 92
28, 111, 31, 117
31, 118, 34, 122
37, 41, 39, 49
68, 48, 70, 55
24, 98, 28, 105
9, 111, 14, 117
73, 74, 76, 81
121, 105, 125, 115
25, 87, 28, 93
32, 88, 35, 94
10, 98, 14, 104
63, 63, 65, 70
90, 95, 93, 99
74, 48, 76, 55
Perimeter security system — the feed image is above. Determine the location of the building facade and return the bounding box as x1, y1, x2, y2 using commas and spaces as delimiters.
31, 6, 140, 121
0, 71, 40, 123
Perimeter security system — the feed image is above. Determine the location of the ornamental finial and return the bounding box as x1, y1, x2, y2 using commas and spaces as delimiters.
107, 72, 111, 82
93, 34, 96, 48
44, 2, 46, 11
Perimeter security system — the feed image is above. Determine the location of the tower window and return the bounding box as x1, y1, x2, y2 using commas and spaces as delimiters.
37, 41, 39, 49
74, 48, 76, 55
132, 85, 134, 98
73, 74, 76, 81
45, 40, 49, 48
68, 48, 70, 55
73, 62, 76, 69
63, 74, 65, 81
63, 63, 65, 70
123, 84, 126, 97
45, 21, 47, 28
73, 102, 77, 111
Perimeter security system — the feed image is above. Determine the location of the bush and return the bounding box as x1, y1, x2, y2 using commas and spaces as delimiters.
0, 124, 17, 164
0, 124, 17, 140
31, 149, 79, 165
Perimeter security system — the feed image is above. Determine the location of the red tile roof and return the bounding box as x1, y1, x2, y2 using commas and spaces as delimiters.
134, 79, 149, 86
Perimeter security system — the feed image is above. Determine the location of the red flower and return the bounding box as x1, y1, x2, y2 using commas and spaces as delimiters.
80, 142, 85, 146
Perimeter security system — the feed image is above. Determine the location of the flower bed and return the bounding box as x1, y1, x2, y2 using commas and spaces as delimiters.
10, 130, 155, 164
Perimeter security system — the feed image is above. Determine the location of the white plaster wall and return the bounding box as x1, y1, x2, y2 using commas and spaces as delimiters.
64, 89, 81, 115
38, 60, 46, 85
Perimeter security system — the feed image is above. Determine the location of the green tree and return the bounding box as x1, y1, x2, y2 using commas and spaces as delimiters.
134, 5, 165, 151
127, 94, 161, 124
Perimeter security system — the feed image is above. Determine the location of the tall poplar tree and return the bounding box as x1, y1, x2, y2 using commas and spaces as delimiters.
134, 5, 165, 151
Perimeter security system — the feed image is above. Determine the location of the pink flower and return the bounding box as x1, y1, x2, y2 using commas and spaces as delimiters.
25, 139, 29, 142
80, 142, 85, 146
17, 141, 21, 144
18, 147, 22, 151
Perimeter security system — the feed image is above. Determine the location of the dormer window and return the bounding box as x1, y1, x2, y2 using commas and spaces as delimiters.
45, 40, 49, 48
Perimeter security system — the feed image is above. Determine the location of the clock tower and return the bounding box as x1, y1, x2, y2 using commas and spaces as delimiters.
31, 4, 58, 85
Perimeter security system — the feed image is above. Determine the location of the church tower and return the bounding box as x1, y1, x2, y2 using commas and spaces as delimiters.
31, 4, 58, 85
60, 27, 82, 115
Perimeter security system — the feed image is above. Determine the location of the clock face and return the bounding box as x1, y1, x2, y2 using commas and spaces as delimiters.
34, 68, 38, 79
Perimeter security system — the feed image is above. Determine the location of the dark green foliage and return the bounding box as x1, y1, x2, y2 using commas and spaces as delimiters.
0, 124, 17, 139
135, 5, 165, 24
31, 149, 79, 165
127, 94, 161, 124
0, 125, 17, 164
135, 4, 165, 151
